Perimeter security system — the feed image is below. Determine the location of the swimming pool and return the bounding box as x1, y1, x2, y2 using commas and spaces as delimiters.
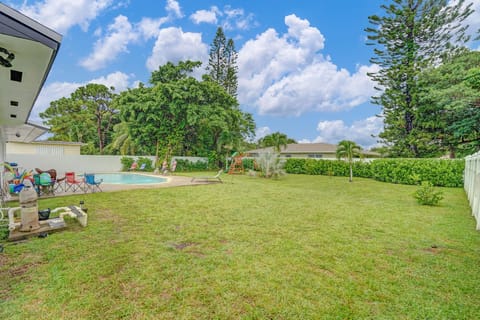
94, 173, 167, 185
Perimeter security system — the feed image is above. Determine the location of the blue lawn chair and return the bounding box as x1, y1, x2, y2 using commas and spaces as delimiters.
84, 173, 103, 192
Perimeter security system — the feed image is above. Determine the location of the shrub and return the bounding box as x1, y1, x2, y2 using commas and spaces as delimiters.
120, 156, 135, 171
175, 159, 209, 172
136, 157, 153, 171
414, 181, 444, 205
242, 158, 256, 171
284, 158, 464, 187
257, 153, 286, 179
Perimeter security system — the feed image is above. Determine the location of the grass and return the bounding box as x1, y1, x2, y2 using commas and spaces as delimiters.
0, 174, 479, 319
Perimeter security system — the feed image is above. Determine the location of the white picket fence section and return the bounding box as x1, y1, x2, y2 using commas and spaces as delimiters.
464, 151, 480, 230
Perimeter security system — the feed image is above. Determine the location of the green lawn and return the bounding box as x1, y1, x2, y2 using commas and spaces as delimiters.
1, 174, 479, 319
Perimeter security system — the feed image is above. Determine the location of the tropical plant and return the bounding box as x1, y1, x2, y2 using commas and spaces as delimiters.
336, 140, 362, 182
256, 152, 286, 179
258, 132, 296, 153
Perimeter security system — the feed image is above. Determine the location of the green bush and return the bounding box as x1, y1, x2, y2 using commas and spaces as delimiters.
136, 157, 153, 171
414, 181, 444, 205
284, 158, 464, 187
370, 159, 464, 187
175, 159, 209, 172
242, 158, 256, 171
120, 156, 135, 171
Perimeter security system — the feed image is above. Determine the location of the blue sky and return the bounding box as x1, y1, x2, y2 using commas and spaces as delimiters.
5, 0, 480, 148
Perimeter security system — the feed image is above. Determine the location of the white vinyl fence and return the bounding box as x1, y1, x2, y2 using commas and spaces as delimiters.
464, 151, 480, 230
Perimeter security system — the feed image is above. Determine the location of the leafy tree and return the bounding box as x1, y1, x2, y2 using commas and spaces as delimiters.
224, 39, 238, 97
40, 83, 119, 154
258, 132, 296, 153
366, 0, 473, 157
118, 61, 255, 166
150, 60, 202, 84
206, 27, 238, 97
106, 121, 140, 155
336, 140, 362, 182
417, 51, 480, 157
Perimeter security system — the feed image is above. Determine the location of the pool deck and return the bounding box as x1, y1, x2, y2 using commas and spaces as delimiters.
6, 173, 222, 201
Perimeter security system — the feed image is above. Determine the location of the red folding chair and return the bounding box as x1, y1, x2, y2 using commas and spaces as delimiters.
65, 172, 85, 192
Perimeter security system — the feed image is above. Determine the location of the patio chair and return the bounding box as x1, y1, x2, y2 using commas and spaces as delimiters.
54, 176, 66, 192
191, 170, 224, 183
139, 163, 146, 171
33, 172, 54, 196
84, 173, 103, 192
65, 172, 85, 193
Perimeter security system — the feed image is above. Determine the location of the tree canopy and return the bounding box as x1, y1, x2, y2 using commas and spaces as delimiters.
117, 61, 254, 166
416, 50, 480, 158
40, 83, 119, 154
206, 27, 238, 97
366, 0, 473, 157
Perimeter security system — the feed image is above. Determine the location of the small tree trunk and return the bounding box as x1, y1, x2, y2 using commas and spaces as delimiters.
154, 140, 160, 168
349, 163, 353, 182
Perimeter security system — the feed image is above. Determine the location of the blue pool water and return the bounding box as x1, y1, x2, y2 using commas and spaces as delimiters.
95, 173, 167, 185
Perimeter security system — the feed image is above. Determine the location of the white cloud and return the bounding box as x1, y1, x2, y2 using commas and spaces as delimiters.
90, 71, 131, 92
79, 1, 178, 71
254, 126, 271, 141
464, 0, 480, 39
166, 0, 183, 18
223, 7, 257, 31
238, 14, 377, 116
80, 15, 138, 71
146, 27, 208, 71
137, 17, 169, 40
308, 116, 383, 149
18, 0, 113, 34
190, 7, 219, 24
30, 72, 132, 123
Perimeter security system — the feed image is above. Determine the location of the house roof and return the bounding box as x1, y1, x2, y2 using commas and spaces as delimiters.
8, 140, 86, 146
247, 143, 338, 154
0, 3, 62, 143
247, 143, 380, 157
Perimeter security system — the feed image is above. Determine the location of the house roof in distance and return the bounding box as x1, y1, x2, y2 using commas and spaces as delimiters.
8, 140, 86, 146
247, 143, 380, 157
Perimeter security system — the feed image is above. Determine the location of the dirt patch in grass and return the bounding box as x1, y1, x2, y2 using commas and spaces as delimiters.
0, 254, 44, 301
423, 245, 441, 254
170, 242, 197, 250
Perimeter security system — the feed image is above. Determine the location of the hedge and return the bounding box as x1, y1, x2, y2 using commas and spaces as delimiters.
174, 159, 209, 172
284, 158, 465, 187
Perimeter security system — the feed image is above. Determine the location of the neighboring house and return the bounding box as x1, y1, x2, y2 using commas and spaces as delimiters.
6, 141, 85, 156
246, 143, 380, 159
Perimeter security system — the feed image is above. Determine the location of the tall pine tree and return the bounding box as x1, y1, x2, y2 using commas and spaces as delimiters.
207, 27, 238, 97
366, 0, 473, 157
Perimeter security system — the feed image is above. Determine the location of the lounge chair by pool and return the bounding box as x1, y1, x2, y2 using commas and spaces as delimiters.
191, 170, 223, 183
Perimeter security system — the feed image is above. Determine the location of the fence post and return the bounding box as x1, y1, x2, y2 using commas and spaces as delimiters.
464, 151, 480, 230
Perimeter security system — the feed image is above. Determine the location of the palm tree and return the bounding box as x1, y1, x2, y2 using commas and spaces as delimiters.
336, 140, 362, 182
109, 122, 137, 155
259, 132, 295, 153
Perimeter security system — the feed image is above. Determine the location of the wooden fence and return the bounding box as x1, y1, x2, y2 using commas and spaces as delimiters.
464, 151, 480, 230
